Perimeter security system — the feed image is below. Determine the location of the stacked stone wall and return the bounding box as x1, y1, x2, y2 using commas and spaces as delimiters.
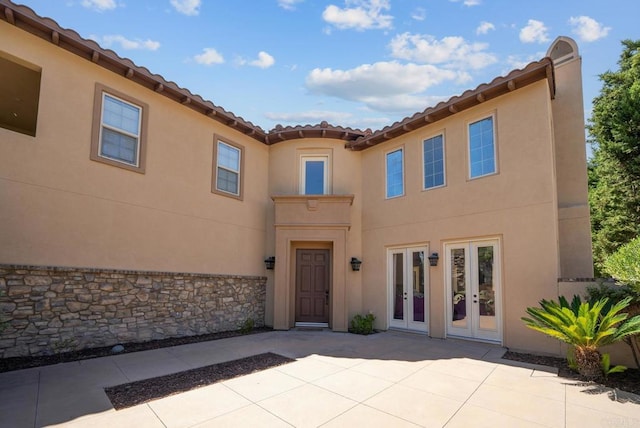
0, 265, 266, 358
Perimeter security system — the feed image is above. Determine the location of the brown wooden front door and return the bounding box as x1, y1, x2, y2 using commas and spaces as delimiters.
295, 249, 330, 324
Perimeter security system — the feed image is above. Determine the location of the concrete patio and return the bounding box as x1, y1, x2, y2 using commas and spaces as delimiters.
0, 330, 638, 427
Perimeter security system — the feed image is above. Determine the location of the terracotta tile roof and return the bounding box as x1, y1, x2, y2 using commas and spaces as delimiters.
1, 0, 555, 150
266, 121, 366, 144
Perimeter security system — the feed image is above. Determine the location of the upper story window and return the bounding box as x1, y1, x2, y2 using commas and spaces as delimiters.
300, 156, 328, 195
423, 134, 445, 190
468, 116, 496, 179
0, 52, 41, 137
212, 138, 244, 200
90, 84, 148, 173
386, 148, 404, 198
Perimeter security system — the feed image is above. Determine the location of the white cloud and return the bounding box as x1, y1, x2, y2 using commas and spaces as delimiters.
265, 110, 354, 125
411, 7, 426, 21
170, 0, 201, 16
81, 0, 116, 12
450, 0, 481, 6
519, 19, 549, 43
505, 53, 543, 71
278, 0, 303, 10
322, 0, 393, 31
250, 51, 275, 69
389, 33, 497, 70
305, 61, 467, 112
569, 16, 610, 42
98, 35, 160, 50
194, 48, 224, 65
476, 21, 495, 35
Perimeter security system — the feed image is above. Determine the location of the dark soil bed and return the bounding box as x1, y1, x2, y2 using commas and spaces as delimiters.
0, 327, 272, 373
503, 351, 640, 396
105, 352, 294, 410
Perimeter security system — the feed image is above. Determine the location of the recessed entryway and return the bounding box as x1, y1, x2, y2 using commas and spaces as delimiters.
445, 239, 501, 343
387, 246, 429, 333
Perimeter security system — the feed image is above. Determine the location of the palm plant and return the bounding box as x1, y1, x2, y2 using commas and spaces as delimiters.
522, 295, 640, 380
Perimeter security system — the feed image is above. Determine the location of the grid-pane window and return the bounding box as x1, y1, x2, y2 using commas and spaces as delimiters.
469, 117, 495, 178
216, 141, 240, 195
99, 95, 141, 165
386, 148, 404, 198
423, 135, 445, 189
100, 94, 141, 166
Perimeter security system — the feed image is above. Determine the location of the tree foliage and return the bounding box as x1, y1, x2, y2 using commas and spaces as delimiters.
604, 236, 640, 292
588, 40, 640, 273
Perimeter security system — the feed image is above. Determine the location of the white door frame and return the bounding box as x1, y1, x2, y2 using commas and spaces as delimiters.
387, 245, 429, 333
444, 238, 502, 343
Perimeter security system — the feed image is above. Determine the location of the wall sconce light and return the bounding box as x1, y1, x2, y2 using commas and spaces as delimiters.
350, 257, 362, 271
427, 252, 439, 267
264, 256, 275, 270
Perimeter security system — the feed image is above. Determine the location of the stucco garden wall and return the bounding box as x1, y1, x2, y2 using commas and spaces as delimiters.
0, 265, 266, 358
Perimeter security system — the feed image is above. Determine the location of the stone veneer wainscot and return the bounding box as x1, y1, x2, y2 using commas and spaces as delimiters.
0, 265, 266, 358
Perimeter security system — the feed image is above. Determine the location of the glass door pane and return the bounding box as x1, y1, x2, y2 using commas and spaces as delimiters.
411, 250, 425, 322
393, 252, 404, 321
450, 247, 467, 328
476, 245, 496, 331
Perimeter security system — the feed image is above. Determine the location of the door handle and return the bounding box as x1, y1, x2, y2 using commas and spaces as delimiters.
325, 290, 329, 305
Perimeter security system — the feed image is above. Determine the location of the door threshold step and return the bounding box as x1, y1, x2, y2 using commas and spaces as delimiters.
295, 322, 329, 328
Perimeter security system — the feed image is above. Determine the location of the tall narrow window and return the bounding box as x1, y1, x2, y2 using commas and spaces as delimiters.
423, 134, 445, 189
91, 84, 148, 173
468, 116, 496, 179
215, 141, 241, 196
386, 148, 404, 198
300, 156, 328, 195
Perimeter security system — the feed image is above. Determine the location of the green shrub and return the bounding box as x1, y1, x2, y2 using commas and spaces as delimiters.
239, 318, 255, 334
604, 236, 640, 292
522, 295, 640, 379
350, 313, 376, 335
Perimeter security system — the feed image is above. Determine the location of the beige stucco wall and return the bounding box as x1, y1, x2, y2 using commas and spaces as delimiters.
551, 54, 594, 278
360, 81, 565, 354
0, 22, 269, 276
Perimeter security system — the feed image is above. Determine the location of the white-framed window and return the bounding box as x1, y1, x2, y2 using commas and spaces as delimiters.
90, 83, 148, 173
99, 93, 142, 166
386, 147, 404, 198
468, 116, 496, 179
423, 134, 445, 190
300, 156, 328, 195
215, 140, 242, 197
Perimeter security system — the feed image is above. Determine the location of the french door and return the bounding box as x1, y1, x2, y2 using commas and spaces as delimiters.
388, 246, 428, 332
445, 239, 501, 343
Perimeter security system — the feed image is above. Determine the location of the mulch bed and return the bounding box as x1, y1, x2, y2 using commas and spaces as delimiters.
0, 327, 272, 373
503, 351, 640, 396
104, 352, 295, 410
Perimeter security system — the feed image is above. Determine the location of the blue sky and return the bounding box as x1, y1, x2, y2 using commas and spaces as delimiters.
18, 0, 640, 133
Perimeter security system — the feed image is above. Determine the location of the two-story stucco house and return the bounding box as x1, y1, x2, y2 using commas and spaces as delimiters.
0, 1, 593, 359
